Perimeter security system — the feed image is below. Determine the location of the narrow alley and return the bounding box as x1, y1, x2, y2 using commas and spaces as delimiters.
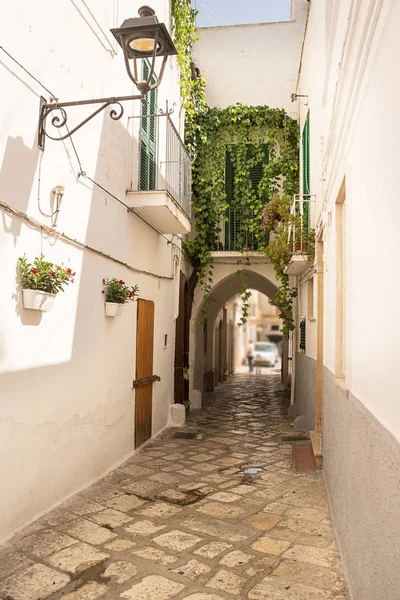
0, 375, 348, 600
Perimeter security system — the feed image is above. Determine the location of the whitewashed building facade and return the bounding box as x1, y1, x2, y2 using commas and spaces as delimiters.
0, 0, 190, 541
293, 1, 400, 598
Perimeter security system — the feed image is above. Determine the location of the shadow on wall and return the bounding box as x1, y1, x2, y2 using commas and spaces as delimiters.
0, 113, 147, 541
0, 134, 40, 244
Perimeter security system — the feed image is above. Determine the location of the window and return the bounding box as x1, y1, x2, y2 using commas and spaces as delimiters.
302, 111, 310, 230
224, 145, 268, 250
139, 60, 158, 191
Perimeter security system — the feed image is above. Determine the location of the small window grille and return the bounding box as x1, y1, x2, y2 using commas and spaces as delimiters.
299, 319, 306, 352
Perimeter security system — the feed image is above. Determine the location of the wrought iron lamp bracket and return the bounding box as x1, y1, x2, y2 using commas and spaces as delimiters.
38, 92, 144, 150
159, 101, 176, 116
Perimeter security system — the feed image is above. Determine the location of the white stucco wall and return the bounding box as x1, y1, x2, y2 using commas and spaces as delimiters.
0, 0, 184, 541
193, 0, 309, 117
297, 0, 400, 439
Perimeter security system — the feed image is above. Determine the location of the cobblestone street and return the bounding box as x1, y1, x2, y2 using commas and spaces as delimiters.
0, 375, 348, 600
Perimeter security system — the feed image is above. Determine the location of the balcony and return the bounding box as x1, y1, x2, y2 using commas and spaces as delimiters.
284, 195, 313, 276
212, 144, 269, 260
211, 208, 269, 263
126, 112, 191, 235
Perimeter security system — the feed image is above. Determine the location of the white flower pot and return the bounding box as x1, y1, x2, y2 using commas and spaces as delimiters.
22, 289, 56, 311
105, 302, 124, 317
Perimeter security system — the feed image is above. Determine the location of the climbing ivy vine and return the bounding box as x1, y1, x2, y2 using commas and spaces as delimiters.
171, 0, 207, 154
171, 0, 302, 333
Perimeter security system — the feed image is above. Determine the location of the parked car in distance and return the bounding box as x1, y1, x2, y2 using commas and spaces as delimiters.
254, 342, 278, 367
269, 342, 280, 363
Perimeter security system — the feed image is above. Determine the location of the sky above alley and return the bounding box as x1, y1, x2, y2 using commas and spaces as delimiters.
193, 0, 291, 27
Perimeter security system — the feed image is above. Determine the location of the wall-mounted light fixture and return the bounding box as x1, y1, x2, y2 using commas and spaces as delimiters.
38, 6, 177, 150
290, 93, 309, 103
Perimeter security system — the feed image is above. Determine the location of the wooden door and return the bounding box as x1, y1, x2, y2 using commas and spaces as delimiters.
135, 299, 155, 448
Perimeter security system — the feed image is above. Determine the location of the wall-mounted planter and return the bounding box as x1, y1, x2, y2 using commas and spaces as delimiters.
22, 289, 56, 312
105, 302, 124, 317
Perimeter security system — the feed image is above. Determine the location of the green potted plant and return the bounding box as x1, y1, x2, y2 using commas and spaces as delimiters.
261, 195, 291, 233
18, 255, 75, 312
102, 278, 139, 317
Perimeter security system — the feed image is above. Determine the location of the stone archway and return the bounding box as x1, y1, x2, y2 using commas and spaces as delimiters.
189, 261, 285, 408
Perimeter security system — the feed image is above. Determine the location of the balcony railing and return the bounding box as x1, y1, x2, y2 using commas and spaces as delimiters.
288, 194, 313, 253
215, 208, 268, 252
129, 111, 191, 219
285, 195, 314, 276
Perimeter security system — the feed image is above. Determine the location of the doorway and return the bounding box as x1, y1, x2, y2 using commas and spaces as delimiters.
135, 299, 155, 448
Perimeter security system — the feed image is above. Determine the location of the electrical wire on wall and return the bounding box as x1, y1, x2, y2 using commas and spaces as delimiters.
0, 46, 183, 277
0, 46, 176, 243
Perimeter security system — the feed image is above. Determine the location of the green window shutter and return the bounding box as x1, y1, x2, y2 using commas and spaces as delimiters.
302, 111, 310, 195
225, 152, 236, 250
140, 140, 149, 191
140, 60, 158, 191
302, 111, 310, 230
224, 145, 268, 250
249, 144, 268, 199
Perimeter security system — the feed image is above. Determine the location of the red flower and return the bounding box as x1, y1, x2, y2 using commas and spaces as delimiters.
66, 268, 72, 275
71, 278, 74, 283
101, 290, 105, 294
122, 296, 126, 301
119, 280, 125, 285
30, 268, 37, 274
72, 271, 76, 276
102, 279, 106, 285
129, 292, 134, 298
49, 271, 55, 277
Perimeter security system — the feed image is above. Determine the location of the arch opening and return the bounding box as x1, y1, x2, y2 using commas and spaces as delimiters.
189, 267, 291, 408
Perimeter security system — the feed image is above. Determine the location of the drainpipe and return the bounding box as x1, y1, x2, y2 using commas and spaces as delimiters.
310, 237, 324, 465
315, 238, 324, 433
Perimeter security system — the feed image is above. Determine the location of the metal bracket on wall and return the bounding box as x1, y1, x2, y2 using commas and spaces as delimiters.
38, 92, 144, 151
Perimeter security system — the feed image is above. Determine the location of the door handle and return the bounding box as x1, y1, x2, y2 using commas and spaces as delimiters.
132, 375, 161, 389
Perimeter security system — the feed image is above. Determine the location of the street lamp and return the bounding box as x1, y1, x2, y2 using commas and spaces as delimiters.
38, 5, 177, 150
111, 6, 177, 94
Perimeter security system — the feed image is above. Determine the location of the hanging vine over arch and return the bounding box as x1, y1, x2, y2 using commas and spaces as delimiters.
171, 1, 300, 331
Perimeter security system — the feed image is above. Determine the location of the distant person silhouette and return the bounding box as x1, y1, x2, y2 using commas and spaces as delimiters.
247, 340, 254, 373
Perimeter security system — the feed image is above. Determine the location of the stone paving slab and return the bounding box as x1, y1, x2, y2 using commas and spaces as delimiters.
0, 375, 348, 600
